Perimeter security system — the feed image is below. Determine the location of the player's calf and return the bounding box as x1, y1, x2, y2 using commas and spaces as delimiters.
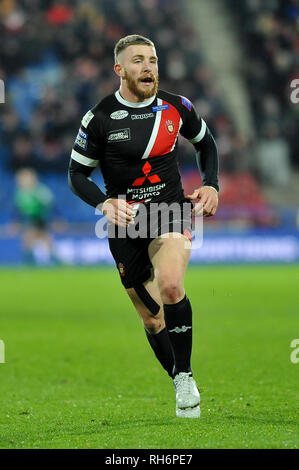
126, 285, 174, 377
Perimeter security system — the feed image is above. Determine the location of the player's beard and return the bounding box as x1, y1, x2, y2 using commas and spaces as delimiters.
124, 70, 159, 102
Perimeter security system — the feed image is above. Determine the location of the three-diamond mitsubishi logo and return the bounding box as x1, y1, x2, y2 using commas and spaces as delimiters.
132, 161, 161, 187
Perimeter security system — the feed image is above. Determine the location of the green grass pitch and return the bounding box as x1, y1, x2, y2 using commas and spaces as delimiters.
0, 265, 298, 449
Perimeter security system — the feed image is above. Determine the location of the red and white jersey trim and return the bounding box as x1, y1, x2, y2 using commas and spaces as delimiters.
142, 99, 182, 159
141, 98, 163, 159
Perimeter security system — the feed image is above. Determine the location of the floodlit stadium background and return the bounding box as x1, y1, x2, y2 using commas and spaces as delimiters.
0, 0, 298, 265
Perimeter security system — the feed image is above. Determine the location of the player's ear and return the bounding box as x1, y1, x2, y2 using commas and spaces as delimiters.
114, 63, 125, 79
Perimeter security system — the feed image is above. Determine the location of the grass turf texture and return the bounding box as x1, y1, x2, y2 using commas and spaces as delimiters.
0, 265, 298, 449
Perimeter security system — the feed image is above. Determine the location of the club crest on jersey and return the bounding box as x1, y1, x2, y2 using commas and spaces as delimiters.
110, 110, 129, 120
118, 262, 125, 276
165, 119, 175, 135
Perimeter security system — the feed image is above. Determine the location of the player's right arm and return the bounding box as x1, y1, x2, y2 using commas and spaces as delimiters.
68, 110, 133, 226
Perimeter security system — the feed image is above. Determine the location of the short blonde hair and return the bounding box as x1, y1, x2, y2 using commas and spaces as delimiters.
114, 34, 155, 63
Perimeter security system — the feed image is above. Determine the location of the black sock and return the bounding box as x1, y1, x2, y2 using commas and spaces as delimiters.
145, 327, 175, 378
163, 295, 192, 376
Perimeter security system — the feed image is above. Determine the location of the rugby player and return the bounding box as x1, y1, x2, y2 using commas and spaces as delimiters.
68, 35, 219, 418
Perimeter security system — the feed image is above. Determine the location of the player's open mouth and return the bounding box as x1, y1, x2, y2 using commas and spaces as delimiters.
140, 77, 154, 85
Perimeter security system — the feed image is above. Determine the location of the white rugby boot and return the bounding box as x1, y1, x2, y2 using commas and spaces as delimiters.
173, 372, 201, 418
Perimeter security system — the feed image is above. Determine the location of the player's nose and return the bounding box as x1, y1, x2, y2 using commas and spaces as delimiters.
142, 61, 153, 72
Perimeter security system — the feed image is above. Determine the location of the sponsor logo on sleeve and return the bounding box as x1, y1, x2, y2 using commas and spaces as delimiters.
110, 110, 129, 120
108, 128, 131, 142
75, 128, 88, 150
81, 110, 94, 128
181, 96, 192, 111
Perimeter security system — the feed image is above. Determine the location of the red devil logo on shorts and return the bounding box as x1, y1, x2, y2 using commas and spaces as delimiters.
118, 262, 125, 276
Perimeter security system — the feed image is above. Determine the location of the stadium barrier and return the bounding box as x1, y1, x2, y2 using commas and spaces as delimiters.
0, 230, 298, 265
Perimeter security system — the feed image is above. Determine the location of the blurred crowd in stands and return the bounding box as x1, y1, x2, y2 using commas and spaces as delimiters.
1, 0, 234, 174
0, 0, 298, 227
229, 0, 299, 187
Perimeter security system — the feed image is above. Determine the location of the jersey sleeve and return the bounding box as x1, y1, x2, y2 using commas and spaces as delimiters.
69, 108, 108, 207
179, 96, 219, 192
179, 96, 207, 145
70, 109, 105, 168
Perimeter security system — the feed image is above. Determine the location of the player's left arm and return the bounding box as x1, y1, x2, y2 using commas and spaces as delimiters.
179, 98, 219, 217
188, 127, 219, 217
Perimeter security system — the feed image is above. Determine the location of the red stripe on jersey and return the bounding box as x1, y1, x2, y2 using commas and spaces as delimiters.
148, 101, 181, 158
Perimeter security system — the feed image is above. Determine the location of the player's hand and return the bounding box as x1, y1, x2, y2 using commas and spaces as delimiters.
101, 198, 134, 227
187, 186, 219, 217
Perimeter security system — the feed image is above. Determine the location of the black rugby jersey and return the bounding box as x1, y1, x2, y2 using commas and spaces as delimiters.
71, 89, 208, 205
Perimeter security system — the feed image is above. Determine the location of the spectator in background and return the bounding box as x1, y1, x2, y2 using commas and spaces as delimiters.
256, 122, 291, 187
9, 132, 37, 171
13, 168, 57, 264
229, 0, 299, 170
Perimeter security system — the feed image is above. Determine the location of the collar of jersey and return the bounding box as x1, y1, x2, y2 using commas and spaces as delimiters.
115, 90, 156, 108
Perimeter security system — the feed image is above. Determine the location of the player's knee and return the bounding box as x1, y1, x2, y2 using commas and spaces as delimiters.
159, 278, 184, 304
